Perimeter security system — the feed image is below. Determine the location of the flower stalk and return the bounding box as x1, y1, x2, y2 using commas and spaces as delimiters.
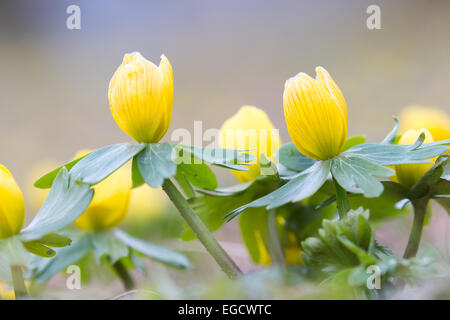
10, 265, 28, 298
162, 179, 242, 279
112, 260, 135, 291
333, 176, 350, 219
403, 198, 428, 259
266, 210, 285, 267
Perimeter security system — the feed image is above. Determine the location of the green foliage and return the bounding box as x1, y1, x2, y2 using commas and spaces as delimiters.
182, 176, 277, 240
20, 168, 94, 242
176, 162, 218, 190
226, 161, 331, 220
409, 156, 449, 200
331, 155, 394, 198
301, 208, 427, 289
31, 228, 189, 283
137, 143, 178, 188
343, 135, 366, 151
276, 142, 315, 174
34, 155, 87, 189
71, 143, 146, 185
174, 144, 255, 171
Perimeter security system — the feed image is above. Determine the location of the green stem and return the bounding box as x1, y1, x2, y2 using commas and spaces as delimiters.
162, 179, 242, 279
10, 265, 28, 299
112, 260, 135, 291
333, 176, 350, 219
403, 198, 428, 259
266, 210, 285, 267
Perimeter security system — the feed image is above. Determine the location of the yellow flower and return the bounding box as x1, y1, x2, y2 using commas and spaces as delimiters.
283, 67, 347, 160
394, 129, 435, 188
125, 185, 168, 225
0, 282, 15, 300
74, 151, 131, 231
399, 105, 450, 142
219, 106, 282, 182
0, 164, 25, 239
108, 52, 174, 143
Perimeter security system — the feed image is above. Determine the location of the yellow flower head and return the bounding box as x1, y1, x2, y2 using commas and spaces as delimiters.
219, 106, 282, 182
394, 129, 435, 188
74, 150, 131, 231
283, 67, 348, 160
0, 164, 25, 239
109, 52, 174, 143
399, 105, 450, 142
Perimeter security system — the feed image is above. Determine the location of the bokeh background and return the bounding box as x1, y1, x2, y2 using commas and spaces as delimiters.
0, 0, 449, 298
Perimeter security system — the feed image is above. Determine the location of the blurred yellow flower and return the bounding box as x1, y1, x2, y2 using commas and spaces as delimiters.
283, 67, 347, 160
219, 106, 282, 182
399, 105, 450, 142
109, 52, 174, 143
125, 185, 168, 225
0, 282, 15, 300
394, 129, 435, 188
0, 164, 25, 239
73, 150, 131, 231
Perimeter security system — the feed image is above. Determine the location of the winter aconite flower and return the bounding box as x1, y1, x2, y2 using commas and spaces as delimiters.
0, 164, 25, 239
399, 105, 450, 142
394, 129, 435, 188
108, 52, 174, 143
283, 67, 347, 160
219, 106, 282, 182
74, 151, 131, 231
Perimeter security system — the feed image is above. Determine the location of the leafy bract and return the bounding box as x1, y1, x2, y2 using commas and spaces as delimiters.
137, 143, 177, 188
226, 160, 331, 220
70, 143, 145, 185
114, 229, 189, 268
20, 168, 94, 241
331, 155, 394, 198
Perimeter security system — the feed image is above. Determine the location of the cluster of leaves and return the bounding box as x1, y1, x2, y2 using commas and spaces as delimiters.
301, 208, 429, 293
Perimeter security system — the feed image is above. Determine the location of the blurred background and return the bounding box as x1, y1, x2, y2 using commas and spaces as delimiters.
0, 0, 449, 298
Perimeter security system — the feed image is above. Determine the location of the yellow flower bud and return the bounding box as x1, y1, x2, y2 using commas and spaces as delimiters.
394, 129, 435, 188
108, 52, 174, 143
283, 67, 348, 160
399, 105, 450, 142
0, 165, 25, 239
219, 106, 282, 182
74, 151, 131, 231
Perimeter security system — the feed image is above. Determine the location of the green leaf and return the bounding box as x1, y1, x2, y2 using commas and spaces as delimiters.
381, 116, 399, 144
88, 231, 129, 264
344, 140, 449, 165
32, 233, 72, 248
23, 241, 55, 258
70, 143, 145, 185
176, 162, 218, 190
408, 156, 449, 200
259, 154, 278, 176
131, 156, 145, 188
114, 229, 190, 269
226, 160, 331, 220
276, 142, 315, 173
19, 168, 94, 241
182, 177, 274, 241
239, 208, 270, 265
331, 155, 394, 198
34, 155, 87, 189
31, 236, 92, 282
137, 143, 177, 188
174, 144, 254, 171
442, 161, 450, 181
349, 182, 409, 222
342, 135, 366, 151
